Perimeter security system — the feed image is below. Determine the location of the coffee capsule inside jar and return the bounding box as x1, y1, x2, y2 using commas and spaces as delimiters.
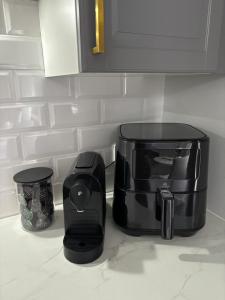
13, 167, 54, 231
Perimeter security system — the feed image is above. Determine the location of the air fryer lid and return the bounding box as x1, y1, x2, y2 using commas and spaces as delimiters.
120, 123, 206, 141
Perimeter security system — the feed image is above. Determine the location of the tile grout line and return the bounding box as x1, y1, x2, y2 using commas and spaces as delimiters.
207, 209, 225, 222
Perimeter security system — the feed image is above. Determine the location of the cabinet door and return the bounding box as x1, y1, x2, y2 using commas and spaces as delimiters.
78, 0, 225, 73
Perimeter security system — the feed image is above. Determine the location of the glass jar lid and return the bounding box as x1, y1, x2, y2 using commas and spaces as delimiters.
13, 167, 53, 184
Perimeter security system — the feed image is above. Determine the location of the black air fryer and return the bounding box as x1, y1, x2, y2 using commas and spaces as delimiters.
63, 152, 106, 263
113, 123, 209, 240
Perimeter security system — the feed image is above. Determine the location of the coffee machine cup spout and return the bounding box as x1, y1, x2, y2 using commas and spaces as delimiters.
158, 189, 174, 240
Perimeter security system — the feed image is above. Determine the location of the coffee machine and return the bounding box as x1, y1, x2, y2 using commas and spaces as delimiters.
63, 152, 106, 263
113, 123, 209, 240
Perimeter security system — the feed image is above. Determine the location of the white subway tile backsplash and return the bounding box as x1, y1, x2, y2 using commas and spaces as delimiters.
13, 157, 53, 175
0, 71, 13, 100
0, 71, 164, 219
2, 0, 40, 36
0, 165, 14, 191
49, 99, 100, 128
0, 1, 6, 34
15, 71, 72, 99
75, 75, 123, 98
143, 97, 164, 120
0, 35, 43, 69
102, 98, 143, 123
164, 75, 225, 120
54, 154, 77, 183
53, 183, 63, 204
22, 129, 77, 159
125, 75, 165, 97
78, 125, 117, 151
0, 190, 19, 218
0, 135, 21, 163
207, 134, 225, 220
0, 103, 48, 131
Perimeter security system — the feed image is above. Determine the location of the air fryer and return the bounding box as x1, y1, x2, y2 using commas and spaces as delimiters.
113, 123, 209, 240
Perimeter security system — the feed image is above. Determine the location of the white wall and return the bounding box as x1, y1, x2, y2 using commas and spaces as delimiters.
164, 75, 225, 220
0, 0, 165, 218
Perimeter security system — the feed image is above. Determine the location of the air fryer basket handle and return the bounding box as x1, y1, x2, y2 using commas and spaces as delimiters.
160, 189, 174, 240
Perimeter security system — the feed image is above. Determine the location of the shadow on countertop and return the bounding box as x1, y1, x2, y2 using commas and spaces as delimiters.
81, 203, 225, 273
32, 201, 225, 273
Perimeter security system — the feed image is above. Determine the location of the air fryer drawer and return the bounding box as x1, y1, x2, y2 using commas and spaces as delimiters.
113, 188, 207, 235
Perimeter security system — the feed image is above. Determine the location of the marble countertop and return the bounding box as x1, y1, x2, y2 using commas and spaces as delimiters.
0, 200, 225, 300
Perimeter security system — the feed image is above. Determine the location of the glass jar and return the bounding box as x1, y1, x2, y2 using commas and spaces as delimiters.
13, 167, 54, 231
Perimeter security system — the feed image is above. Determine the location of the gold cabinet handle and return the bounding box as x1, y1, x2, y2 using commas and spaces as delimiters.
92, 0, 105, 54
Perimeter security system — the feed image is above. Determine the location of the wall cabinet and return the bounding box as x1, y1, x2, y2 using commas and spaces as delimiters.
39, 0, 225, 76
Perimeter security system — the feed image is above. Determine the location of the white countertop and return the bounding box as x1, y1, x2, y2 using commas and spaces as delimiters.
0, 200, 225, 300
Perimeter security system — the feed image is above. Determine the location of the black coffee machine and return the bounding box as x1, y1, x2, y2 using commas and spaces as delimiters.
113, 123, 209, 240
63, 152, 106, 263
